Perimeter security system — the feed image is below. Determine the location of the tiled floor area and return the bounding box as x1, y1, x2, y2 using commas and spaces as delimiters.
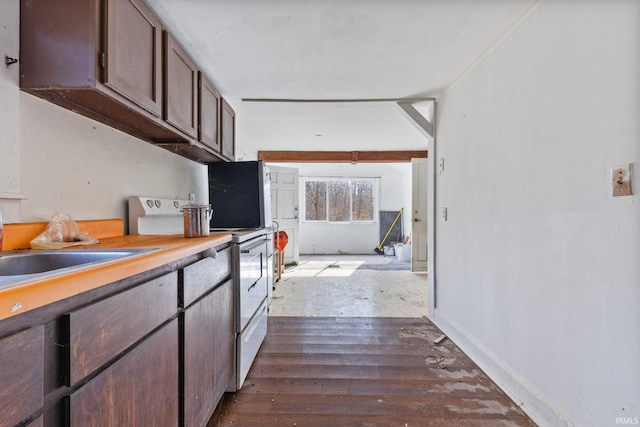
268, 254, 428, 317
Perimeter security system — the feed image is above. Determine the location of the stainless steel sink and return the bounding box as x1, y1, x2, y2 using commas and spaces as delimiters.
0, 249, 158, 289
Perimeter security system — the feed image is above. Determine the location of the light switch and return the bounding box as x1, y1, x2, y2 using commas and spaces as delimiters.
441, 207, 448, 221
612, 164, 633, 197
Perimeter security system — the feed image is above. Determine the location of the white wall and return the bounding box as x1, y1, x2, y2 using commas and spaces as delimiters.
0, 1, 207, 228
0, 0, 23, 222
270, 162, 412, 254
433, 1, 640, 426
19, 95, 208, 224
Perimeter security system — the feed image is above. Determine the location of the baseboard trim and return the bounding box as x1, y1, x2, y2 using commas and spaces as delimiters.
432, 309, 576, 427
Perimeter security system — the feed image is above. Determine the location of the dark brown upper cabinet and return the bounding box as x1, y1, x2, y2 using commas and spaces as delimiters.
164, 32, 198, 139
20, 0, 226, 163
20, 0, 173, 141
104, 0, 163, 117
199, 72, 222, 153
221, 98, 236, 161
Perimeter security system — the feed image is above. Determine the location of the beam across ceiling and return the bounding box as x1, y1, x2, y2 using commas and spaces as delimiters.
397, 102, 434, 138
241, 97, 435, 103
258, 150, 427, 163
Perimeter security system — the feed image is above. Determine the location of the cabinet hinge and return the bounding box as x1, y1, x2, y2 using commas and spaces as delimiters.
98, 52, 106, 69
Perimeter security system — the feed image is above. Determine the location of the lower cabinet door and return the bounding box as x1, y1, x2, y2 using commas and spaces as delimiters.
0, 326, 44, 427
183, 279, 234, 427
212, 280, 235, 403
69, 319, 179, 427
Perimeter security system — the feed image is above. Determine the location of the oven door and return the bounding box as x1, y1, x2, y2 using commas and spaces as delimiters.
237, 237, 268, 332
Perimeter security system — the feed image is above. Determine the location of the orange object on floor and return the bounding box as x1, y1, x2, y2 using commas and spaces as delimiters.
273, 231, 288, 282
274, 231, 288, 252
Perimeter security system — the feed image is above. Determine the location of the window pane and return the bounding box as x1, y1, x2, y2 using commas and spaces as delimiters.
352, 181, 374, 221
328, 181, 350, 222
305, 181, 326, 221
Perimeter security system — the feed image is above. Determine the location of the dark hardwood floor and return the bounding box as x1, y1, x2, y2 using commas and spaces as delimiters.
208, 317, 537, 427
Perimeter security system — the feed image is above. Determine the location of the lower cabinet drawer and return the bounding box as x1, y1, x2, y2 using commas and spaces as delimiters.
69, 319, 179, 427
68, 272, 177, 385
182, 247, 231, 308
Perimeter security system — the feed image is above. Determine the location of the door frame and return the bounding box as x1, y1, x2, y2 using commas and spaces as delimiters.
268, 164, 300, 264
427, 102, 437, 318
411, 158, 428, 272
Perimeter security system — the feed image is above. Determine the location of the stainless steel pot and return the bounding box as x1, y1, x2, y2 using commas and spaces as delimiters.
181, 204, 213, 237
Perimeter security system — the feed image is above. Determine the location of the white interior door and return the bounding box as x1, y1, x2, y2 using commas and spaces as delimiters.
269, 165, 299, 264
411, 158, 428, 272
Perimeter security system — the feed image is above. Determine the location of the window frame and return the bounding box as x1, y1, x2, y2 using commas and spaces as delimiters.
302, 177, 379, 224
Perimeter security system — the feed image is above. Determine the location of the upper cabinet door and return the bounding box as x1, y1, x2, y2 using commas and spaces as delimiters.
104, 0, 163, 117
164, 33, 198, 139
221, 98, 236, 161
199, 73, 221, 153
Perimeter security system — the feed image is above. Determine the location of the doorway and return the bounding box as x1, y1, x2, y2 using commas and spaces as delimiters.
267, 161, 428, 318
269, 165, 300, 264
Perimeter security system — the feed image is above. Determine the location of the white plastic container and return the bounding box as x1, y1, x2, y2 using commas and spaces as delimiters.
395, 243, 411, 262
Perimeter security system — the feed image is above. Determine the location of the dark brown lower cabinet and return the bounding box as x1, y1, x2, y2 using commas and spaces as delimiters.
0, 325, 44, 427
211, 280, 235, 406
69, 319, 179, 427
68, 272, 177, 385
0, 246, 233, 427
183, 279, 234, 427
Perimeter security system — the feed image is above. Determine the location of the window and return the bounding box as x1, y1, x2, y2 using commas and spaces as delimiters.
305, 181, 327, 221
304, 178, 376, 222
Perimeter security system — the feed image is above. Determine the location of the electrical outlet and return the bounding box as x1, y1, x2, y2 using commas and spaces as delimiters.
612, 164, 633, 197
441, 207, 448, 221
439, 158, 445, 174
188, 192, 196, 202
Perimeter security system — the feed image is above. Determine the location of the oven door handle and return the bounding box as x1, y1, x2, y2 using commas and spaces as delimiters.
240, 239, 265, 254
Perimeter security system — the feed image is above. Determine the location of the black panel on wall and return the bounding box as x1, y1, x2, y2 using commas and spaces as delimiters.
379, 210, 404, 247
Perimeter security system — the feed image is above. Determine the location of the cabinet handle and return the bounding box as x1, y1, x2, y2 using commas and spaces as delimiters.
240, 239, 265, 254
203, 248, 218, 259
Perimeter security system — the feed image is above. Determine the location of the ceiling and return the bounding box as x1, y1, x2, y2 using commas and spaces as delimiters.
145, 0, 538, 155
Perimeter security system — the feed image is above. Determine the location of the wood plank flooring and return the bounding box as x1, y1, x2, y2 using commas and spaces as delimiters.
208, 317, 537, 427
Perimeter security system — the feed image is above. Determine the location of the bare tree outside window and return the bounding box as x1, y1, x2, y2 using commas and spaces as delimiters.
328, 181, 351, 222
304, 179, 376, 223
351, 181, 374, 221
305, 181, 327, 221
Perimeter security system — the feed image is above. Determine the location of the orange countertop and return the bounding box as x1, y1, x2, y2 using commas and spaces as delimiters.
0, 233, 232, 321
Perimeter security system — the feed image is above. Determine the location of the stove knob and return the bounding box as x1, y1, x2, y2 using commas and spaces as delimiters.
174, 201, 179, 209
146, 199, 154, 208
155, 200, 161, 208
